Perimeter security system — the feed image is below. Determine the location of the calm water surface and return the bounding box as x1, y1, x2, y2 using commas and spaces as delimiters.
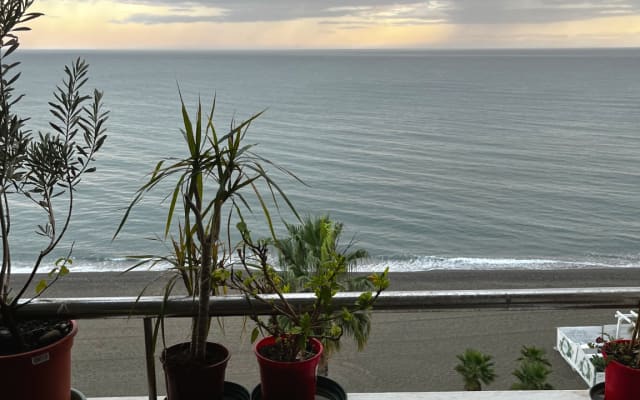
9, 48, 640, 272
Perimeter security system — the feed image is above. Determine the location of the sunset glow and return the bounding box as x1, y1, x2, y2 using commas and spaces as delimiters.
21, 1, 640, 49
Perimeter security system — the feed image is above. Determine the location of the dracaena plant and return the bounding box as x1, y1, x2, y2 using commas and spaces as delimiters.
114, 94, 300, 363
231, 222, 389, 362
0, 0, 108, 351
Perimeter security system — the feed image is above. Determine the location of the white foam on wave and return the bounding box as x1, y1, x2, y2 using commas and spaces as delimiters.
10, 259, 173, 274
353, 256, 635, 272
9, 255, 640, 274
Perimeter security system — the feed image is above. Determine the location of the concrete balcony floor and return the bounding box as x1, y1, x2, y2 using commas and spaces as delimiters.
91, 391, 590, 400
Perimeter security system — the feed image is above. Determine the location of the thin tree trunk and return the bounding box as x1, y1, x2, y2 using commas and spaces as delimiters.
192, 201, 221, 361
192, 234, 212, 361
0, 193, 11, 303
318, 352, 329, 377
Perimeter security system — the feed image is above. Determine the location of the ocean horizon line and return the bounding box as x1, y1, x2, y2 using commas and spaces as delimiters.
19, 46, 640, 53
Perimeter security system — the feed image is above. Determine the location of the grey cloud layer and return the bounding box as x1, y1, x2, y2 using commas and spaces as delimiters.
446, 0, 640, 24
113, 0, 640, 25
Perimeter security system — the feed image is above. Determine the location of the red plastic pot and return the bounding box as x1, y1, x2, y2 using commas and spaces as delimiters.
254, 336, 323, 400
162, 341, 230, 400
604, 339, 640, 400
0, 319, 78, 400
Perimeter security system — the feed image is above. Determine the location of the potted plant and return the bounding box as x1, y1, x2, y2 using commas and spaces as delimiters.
275, 215, 374, 376
0, 2, 108, 399
231, 223, 389, 400
114, 94, 299, 400
600, 306, 640, 400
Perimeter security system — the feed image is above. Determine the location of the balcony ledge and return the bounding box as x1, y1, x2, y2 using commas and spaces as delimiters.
90, 390, 590, 400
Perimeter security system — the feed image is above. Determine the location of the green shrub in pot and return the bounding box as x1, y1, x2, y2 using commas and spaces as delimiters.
275, 214, 373, 375
0, 2, 108, 399
231, 224, 389, 400
598, 305, 640, 400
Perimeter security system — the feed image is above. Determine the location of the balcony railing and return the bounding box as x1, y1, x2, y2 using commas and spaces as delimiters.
16, 287, 640, 400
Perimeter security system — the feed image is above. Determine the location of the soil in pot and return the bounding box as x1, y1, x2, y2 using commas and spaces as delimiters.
254, 337, 323, 400
162, 342, 231, 400
0, 319, 73, 355
0, 319, 78, 400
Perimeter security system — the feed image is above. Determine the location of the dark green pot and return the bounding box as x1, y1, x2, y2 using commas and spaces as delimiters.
71, 388, 87, 400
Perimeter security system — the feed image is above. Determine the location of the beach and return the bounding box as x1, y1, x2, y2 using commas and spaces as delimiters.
20, 268, 640, 396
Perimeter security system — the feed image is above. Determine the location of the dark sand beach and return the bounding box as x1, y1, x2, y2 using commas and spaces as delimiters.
18, 268, 640, 396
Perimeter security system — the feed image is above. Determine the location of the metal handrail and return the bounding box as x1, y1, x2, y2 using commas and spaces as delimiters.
15, 287, 640, 400
15, 287, 640, 319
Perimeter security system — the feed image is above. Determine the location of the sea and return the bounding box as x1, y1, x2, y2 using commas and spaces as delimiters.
7, 48, 640, 273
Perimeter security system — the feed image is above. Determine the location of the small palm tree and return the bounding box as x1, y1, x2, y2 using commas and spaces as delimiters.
511, 361, 554, 390
277, 215, 369, 287
275, 215, 370, 375
454, 348, 496, 391
511, 346, 553, 390
517, 345, 552, 367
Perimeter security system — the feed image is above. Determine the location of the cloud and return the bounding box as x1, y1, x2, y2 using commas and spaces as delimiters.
113, 1, 427, 24
443, 0, 640, 24
110, 0, 640, 25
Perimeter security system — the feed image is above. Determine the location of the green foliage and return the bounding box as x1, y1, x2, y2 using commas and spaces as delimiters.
35, 255, 71, 295
231, 223, 389, 362
517, 345, 552, 367
276, 215, 373, 370
600, 305, 640, 369
590, 355, 606, 372
511, 346, 553, 390
454, 348, 496, 391
115, 94, 299, 362
277, 215, 369, 289
0, 0, 107, 350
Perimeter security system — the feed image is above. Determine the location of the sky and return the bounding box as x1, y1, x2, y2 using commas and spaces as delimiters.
21, 0, 640, 49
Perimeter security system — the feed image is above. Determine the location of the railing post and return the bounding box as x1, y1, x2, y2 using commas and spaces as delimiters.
143, 317, 157, 400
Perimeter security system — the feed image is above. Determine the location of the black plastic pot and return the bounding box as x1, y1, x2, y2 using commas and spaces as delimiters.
222, 382, 251, 400
589, 382, 604, 400
252, 376, 347, 400
71, 388, 87, 400
161, 382, 250, 400
162, 342, 231, 400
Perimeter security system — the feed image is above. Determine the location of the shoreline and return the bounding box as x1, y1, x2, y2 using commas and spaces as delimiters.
17, 267, 640, 297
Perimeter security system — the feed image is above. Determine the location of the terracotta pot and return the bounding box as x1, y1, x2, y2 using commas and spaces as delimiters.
162, 342, 230, 400
254, 336, 323, 400
0, 320, 78, 400
604, 340, 640, 400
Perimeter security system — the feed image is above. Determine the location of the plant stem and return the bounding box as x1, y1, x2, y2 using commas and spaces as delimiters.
0, 192, 11, 304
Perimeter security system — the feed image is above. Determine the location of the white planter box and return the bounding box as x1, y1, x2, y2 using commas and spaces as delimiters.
555, 325, 616, 386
